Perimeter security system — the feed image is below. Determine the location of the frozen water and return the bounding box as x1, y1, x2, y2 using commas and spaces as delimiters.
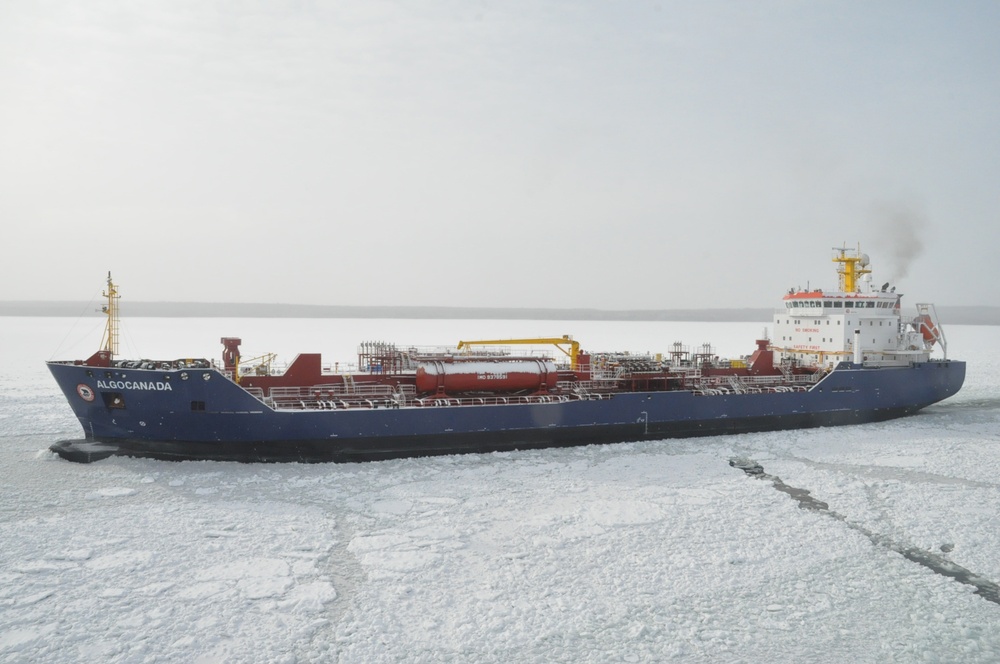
2, 318, 999, 663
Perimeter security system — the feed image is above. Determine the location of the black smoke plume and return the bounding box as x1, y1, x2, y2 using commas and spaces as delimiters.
870, 201, 927, 279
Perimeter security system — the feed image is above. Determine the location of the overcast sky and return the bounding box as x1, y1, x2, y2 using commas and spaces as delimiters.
1, 1, 997, 310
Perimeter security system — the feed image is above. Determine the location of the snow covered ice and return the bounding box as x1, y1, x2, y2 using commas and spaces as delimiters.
2, 318, 1000, 663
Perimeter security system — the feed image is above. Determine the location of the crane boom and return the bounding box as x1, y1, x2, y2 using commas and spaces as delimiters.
456, 335, 580, 370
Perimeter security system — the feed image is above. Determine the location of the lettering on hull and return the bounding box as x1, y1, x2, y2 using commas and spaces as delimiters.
96, 380, 174, 391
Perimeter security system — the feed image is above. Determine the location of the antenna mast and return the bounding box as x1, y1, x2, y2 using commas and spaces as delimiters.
832, 244, 871, 293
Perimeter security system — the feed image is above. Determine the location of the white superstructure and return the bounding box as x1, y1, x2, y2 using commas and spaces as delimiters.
771, 247, 947, 369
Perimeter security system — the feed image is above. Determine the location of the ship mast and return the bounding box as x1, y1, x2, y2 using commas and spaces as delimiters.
832, 245, 871, 293
99, 272, 120, 357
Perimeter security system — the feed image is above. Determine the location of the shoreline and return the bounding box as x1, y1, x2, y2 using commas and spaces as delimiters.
2, 302, 997, 325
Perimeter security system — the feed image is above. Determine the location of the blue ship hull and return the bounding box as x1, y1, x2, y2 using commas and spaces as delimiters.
46, 359, 966, 463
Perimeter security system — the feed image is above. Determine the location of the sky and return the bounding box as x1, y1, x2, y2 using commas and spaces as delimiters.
1, 1, 998, 311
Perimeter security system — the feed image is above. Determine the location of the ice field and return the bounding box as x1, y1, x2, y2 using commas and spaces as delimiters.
2, 318, 999, 663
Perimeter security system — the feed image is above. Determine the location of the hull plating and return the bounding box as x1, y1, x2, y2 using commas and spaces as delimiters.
47, 360, 966, 463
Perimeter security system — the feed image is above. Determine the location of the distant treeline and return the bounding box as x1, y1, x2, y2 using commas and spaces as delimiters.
2, 302, 998, 325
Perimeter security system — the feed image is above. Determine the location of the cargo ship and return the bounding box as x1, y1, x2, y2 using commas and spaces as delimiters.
47, 247, 965, 463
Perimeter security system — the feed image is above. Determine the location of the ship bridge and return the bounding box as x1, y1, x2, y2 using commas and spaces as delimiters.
782, 291, 901, 315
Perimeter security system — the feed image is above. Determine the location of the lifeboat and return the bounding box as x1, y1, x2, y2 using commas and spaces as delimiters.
914, 314, 938, 345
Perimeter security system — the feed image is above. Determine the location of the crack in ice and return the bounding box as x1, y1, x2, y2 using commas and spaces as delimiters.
729, 457, 1000, 606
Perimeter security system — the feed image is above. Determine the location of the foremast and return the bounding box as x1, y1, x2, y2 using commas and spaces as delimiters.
76, 273, 120, 367
99, 272, 121, 358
